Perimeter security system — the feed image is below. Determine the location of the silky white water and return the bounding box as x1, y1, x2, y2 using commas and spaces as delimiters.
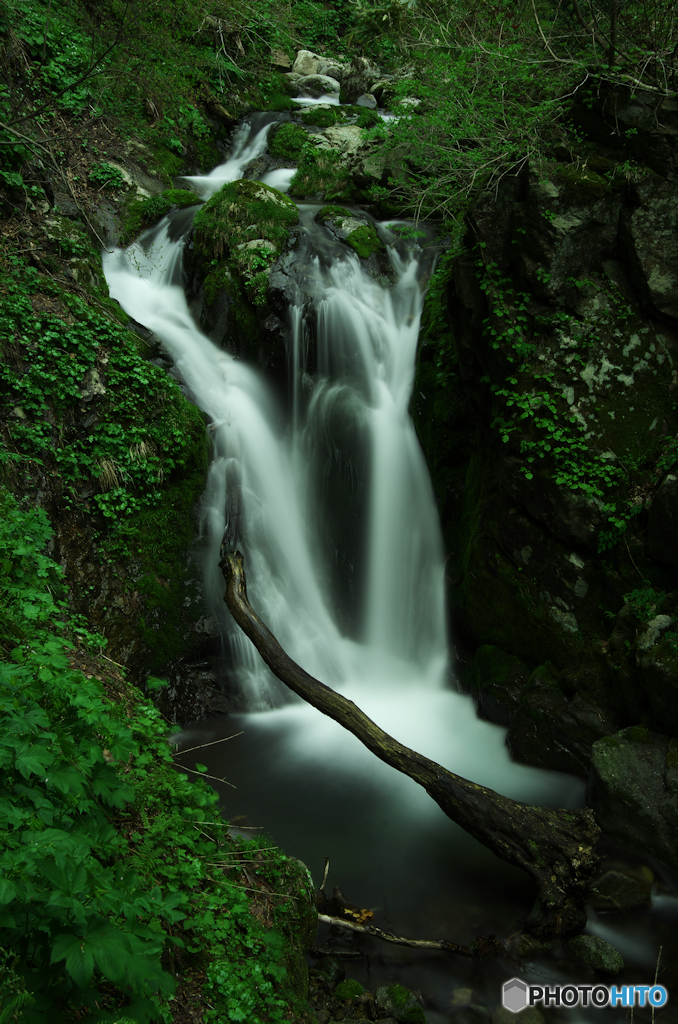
103, 118, 583, 812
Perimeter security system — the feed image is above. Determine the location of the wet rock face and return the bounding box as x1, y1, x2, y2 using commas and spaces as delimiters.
341, 56, 381, 104
436, 153, 678, 788
648, 474, 678, 566
621, 174, 678, 323
296, 74, 341, 99
505, 663, 616, 777
183, 177, 300, 381
587, 728, 678, 873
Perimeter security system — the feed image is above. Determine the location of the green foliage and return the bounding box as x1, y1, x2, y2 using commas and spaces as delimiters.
0, 487, 311, 1021
121, 189, 201, 246
269, 123, 308, 161
87, 163, 127, 191
623, 585, 667, 622
0, 256, 206, 536
0, 490, 64, 651
0, 947, 35, 1021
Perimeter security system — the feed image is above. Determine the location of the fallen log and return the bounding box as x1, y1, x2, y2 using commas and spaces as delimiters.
220, 551, 600, 938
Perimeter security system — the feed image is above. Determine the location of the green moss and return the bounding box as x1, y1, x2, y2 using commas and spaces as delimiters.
300, 106, 345, 129
345, 223, 384, 259
387, 984, 412, 1008
122, 188, 201, 245
555, 164, 614, 199
317, 204, 350, 223
355, 107, 382, 128
624, 725, 651, 743
402, 1007, 426, 1024
289, 147, 357, 201
193, 178, 298, 261
335, 978, 366, 1000
667, 739, 678, 769
269, 122, 308, 161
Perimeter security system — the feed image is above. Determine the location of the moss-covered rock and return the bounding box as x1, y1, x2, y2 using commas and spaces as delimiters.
121, 188, 202, 245
300, 105, 345, 129
588, 728, 678, 872
345, 223, 383, 259
268, 121, 309, 161
289, 145, 358, 201
376, 984, 425, 1024
335, 978, 366, 1000
589, 868, 652, 911
192, 178, 298, 262
184, 178, 299, 367
566, 934, 624, 974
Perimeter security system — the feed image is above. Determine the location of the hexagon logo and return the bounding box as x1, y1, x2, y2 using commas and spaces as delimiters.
503, 978, 528, 1013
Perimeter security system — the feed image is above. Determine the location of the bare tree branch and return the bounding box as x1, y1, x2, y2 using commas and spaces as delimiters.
220, 550, 601, 938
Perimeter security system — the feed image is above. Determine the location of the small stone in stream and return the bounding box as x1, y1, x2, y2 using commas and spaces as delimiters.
567, 934, 624, 974
590, 869, 652, 911
376, 984, 425, 1023
355, 93, 377, 108
314, 956, 345, 984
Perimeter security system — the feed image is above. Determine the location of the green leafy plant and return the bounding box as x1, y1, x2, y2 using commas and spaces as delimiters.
0, 486, 312, 1021
88, 162, 127, 191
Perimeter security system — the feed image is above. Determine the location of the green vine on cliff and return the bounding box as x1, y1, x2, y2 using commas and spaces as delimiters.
477, 259, 625, 516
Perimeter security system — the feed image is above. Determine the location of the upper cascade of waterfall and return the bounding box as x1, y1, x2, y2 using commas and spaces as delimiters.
103, 112, 448, 708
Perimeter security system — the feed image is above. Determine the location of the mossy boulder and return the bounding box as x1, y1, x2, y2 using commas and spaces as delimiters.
191, 178, 298, 264
121, 188, 201, 245
345, 223, 383, 259
289, 145, 357, 201
376, 984, 425, 1024
184, 179, 299, 367
566, 934, 624, 974
300, 105, 345, 129
269, 122, 309, 161
587, 728, 678, 872
335, 978, 366, 1001
589, 868, 652, 911
316, 206, 385, 260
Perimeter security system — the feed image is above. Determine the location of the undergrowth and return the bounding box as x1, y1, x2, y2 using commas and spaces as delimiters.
0, 486, 314, 1023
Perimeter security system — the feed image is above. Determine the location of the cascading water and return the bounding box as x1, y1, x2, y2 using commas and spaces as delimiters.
101, 114, 650, 1020
103, 117, 579, 800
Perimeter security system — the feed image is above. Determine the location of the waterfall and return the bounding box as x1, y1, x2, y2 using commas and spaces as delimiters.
103, 116, 583, 809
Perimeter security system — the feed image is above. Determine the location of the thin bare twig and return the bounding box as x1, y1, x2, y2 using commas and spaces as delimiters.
172, 731, 244, 756
318, 914, 475, 956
